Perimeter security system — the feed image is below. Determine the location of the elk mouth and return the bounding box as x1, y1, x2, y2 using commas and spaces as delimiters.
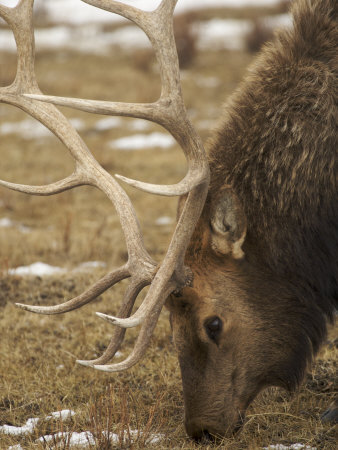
185, 413, 245, 442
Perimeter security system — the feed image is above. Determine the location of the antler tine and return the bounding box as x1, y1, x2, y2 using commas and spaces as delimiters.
16, 265, 130, 315
23, 95, 164, 124
93, 282, 176, 372
77, 277, 150, 367
0, 172, 82, 196
81, 0, 147, 26
115, 171, 204, 197
0, 0, 36, 92
0, 4, 10, 21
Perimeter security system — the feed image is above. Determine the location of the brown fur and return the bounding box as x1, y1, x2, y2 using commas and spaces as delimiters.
167, 0, 337, 440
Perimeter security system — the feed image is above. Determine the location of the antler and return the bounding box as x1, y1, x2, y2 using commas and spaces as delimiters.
0, 0, 210, 372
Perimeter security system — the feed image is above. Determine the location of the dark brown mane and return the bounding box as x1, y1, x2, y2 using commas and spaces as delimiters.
207, 0, 337, 321
193, 1, 338, 397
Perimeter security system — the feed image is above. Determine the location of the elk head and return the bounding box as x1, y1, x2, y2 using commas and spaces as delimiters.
167, 186, 319, 439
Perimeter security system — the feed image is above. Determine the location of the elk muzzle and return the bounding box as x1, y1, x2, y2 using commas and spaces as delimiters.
185, 413, 245, 442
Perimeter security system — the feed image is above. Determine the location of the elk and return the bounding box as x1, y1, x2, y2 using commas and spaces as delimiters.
0, 0, 337, 442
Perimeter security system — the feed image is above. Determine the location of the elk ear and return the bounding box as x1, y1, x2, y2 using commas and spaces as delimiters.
210, 188, 247, 259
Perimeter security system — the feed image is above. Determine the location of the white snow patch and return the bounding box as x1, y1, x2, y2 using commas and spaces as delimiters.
7, 261, 107, 277
195, 18, 253, 51
1, 411, 164, 447
106, 25, 149, 50
65, 431, 95, 446
0, 117, 84, 139
195, 76, 221, 89
8, 262, 64, 276
264, 445, 317, 450
69, 118, 85, 131
129, 119, 151, 131
75, 261, 106, 271
36, 428, 163, 447
114, 429, 165, 445
95, 117, 151, 132
45, 410, 76, 421
0, 118, 53, 139
0, 29, 17, 52
0, 217, 14, 228
1, 410, 75, 441
148, 433, 165, 444
0, 418, 39, 436
35, 26, 74, 51
8, 445, 24, 450
0, 0, 20, 6
37, 430, 95, 446
0, 118, 85, 139
37, 0, 126, 26
263, 13, 293, 30
155, 216, 173, 226
0, 217, 31, 233
195, 14, 291, 52
94, 116, 123, 131
110, 132, 175, 150
119, 429, 165, 445
17, 224, 30, 233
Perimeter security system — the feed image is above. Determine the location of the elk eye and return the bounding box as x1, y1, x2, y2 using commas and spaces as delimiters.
204, 316, 223, 343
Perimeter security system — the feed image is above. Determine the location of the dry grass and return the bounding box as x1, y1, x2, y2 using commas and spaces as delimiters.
0, 11, 337, 450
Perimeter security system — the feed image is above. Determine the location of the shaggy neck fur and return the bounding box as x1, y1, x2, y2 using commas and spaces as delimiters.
203, 0, 337, 384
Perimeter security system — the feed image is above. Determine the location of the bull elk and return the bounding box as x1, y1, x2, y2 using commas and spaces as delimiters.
0, 0, 337, 441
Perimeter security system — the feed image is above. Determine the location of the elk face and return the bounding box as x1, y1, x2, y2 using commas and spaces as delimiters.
166, 188, 308, 441
167, 277, 258, 441
167, 270, 263, 440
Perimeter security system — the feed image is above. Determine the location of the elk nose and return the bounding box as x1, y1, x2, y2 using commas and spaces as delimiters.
185, 420, 216, 442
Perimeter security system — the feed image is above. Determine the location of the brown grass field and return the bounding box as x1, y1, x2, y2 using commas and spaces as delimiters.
0, 4, 337, 449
